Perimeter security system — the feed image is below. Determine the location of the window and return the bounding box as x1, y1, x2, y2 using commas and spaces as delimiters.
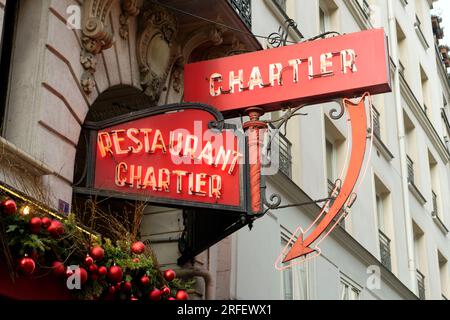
438, 251, 449, 300
325, 115, 345, 188
413, 221, 426, 300
404, 110, 418, 185
414, 0, 429, 49
319, 0, 338, 33
319, 7, 327, 33
281, 238, 293, 300
325, 116, 345, 227
374, 175, 393, 271
420, 66, 430, 116
428, 151, 441, 219
326, 139, 335, 184
396, 21, 408, 80
281, 234, 308, 300
340, 279, 360, 300
282, 265, 294, 300
0, 0, 19, 134
376, 195, 384, 230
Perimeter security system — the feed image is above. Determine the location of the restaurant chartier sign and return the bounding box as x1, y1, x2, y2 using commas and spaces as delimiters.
183, 29, 392, 266
81, 104, 246, 212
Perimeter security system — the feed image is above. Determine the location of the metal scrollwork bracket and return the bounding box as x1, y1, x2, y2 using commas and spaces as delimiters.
267, 19, 299, 48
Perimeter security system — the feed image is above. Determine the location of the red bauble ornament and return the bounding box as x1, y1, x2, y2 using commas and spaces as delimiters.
132, 258, 140, 263
140, 275, 150, 286
130, 296, 138, 301
90, 273, 98, 281
29, 217, 42, 234
176, 290, 188, 300
52, 261, 65, 277
162, 286, 171, 296
1, 199, 17, 215
108, 266, 123, 283
163, 269, 176, 282
47, 220, 64, 238
85, 255, 94, 266
149, 288, 162, 301
89, 264, 98, 274
41, 217, 51, 228
123, 281, 132, 292
108, 286, 116, 295
79, 267, 88, 284
90, 246, 104, 261
131, 241, 145, 255
98, 266, 107, 277
19, 256, 35, 275
168, 297, 176, 300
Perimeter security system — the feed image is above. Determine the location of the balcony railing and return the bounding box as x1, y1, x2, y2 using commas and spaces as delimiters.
328, 179, 336, 195
278, 132, 292, 178
362, 0, 371, 18
379, 230, 392, 271
407, 155, 415, 184
269, 124, 292, 178
228, 0, 252, 29
416, 269, 426, 300
372, 106, 381, 139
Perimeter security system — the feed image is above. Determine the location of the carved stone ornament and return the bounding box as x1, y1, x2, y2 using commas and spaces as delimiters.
120, 0, 140, 39
80, 0, 115, 94
137, 3, 178, 104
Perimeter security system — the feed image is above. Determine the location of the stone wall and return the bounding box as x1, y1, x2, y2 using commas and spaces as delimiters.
3, 0, 141, 209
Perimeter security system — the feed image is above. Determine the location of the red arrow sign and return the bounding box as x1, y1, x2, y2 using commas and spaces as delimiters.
282, 95, 368, 262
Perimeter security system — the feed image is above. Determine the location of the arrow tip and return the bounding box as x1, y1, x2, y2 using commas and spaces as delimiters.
282, 236, 315, 263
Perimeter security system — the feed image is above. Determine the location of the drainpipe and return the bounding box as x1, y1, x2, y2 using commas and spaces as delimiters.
176, 268, 216, 300
387, 0, 418, 295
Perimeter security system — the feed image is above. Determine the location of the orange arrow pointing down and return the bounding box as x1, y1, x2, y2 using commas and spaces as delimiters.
283, 94, 368, 263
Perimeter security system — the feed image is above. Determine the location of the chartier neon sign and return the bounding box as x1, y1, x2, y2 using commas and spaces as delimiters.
88, 106, 246, 212
208, 49, 357, 97
184, 29, 391, 266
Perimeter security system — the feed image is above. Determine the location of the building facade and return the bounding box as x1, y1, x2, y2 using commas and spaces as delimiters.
0, 0, 449, 300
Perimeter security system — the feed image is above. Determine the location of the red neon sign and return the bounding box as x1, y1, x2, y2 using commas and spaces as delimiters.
184, 29, 390, 114
92, 108, 244, 211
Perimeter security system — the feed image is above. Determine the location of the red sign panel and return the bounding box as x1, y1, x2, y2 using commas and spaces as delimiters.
184, 29, 391, 114
92, 108, 244, 211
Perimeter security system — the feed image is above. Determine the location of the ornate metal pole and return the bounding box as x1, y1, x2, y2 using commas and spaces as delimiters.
243, 107, 268, 214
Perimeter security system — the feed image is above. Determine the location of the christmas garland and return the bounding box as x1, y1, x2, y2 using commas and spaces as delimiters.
0, 195, 193, 300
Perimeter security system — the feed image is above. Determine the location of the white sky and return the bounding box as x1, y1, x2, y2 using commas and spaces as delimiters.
432, 0, 450, 46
